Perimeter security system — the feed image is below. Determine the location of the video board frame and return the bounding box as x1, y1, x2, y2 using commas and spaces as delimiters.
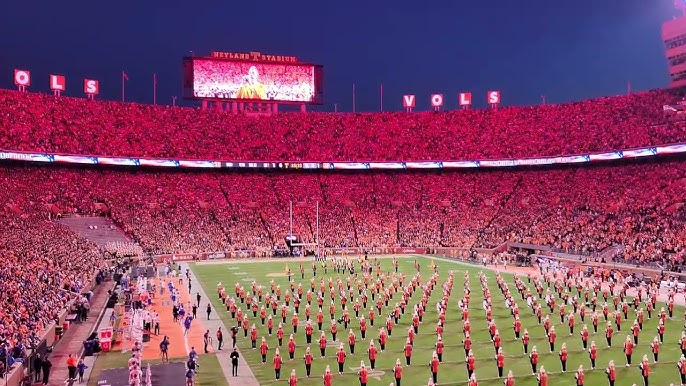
182, 55, 324, 105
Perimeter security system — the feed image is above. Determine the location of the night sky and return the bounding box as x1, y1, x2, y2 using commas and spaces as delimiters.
0, 0, 678, 111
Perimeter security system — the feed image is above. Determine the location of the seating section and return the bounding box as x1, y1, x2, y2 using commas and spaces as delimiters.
0, 89, 680, 161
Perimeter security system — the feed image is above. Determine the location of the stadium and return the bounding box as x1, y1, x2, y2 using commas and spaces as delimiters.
5, 2, 686, 386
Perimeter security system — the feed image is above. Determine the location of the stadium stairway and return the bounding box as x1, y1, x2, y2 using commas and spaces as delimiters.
58, 216, 133, 247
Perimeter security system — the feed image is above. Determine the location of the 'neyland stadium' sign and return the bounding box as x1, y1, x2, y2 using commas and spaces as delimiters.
210, 51, 298, 63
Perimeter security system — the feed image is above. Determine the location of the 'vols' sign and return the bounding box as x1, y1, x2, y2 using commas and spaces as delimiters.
84, 79, 99, 95
14, 69, 30, 87
430, 94, 444, 107
402, 95, 416, 108
487, 90, 501, 105
50, 74, 66, 91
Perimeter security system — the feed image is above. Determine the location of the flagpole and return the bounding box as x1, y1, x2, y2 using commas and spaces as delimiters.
380, 83, 383, 112
121, 71, 125, 103
153, 73, 157, 105
352, 83, 356, 113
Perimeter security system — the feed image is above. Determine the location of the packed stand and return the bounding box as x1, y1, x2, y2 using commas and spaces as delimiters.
0, 217, 105, 374
0, 89, 680, 162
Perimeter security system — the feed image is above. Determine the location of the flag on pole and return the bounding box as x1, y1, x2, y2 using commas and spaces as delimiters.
122, 71, 129, 81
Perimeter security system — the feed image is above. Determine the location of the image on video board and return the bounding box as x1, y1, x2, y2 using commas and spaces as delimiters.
192, 59, 316, 102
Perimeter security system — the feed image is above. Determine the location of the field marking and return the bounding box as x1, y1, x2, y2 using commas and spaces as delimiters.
348, 366, 385, 381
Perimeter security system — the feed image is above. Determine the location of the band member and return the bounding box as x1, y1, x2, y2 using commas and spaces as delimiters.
605, 360, 616, 386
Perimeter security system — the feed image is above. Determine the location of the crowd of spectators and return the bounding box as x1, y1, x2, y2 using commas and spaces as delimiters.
0, 217, 105, 373
0, 88, 680, 161
1, 159, 685, 265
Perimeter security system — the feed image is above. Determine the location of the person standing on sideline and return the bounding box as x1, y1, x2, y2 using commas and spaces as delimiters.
77, 358, 88, 383
160, 336, 170, 362
66, 354, 77, 381
230, 348, 240, 377
41, 357, 52, 386
204, 330, 211, 354
207, 303, 212, 320
33, 353, 43, 382
197, 292, 202, 307
216, 327, 224, 350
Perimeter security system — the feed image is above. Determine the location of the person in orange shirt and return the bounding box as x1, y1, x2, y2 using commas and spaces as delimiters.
429, 351, 440, 384
323, 365, 333, 386
380, 327, 388, 352
436, 336, 444, 363
66, 354, 77, 381
305, 320, 314, 344
529, 346, 539, 375
574, 365, 585, 386
559, 343, 568, 373
336, 343, 346, 374
466, 349, 476, 379
367, 340, 378, 370
677, 354, 686, 386
537, 366, 548, 386
260, 337, 269, 363
639, 355, 650, 386
605, 360, 616, 386
650, 336, 660, 363
358, 361, 369, 386
349, 329, 356, 354
288, 369, 298, 386
319, 331, 327, 358
495, 347, 505, 378
331, 319, 338, 342
467, 373, 478, 386
303, 346, 313, 377
606, 322, 613, 348
288, 334, 296, 360
292, 313, 299, 334
273, 348, 283, 380
393, 358, 403, 386
404, 338, 413, 366
624, 335, 634, 367
588, 341, 597, 369
504, 370, 515, 386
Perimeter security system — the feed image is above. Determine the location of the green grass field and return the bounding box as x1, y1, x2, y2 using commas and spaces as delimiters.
191, 256, 686, 386
87, 352, 227, 386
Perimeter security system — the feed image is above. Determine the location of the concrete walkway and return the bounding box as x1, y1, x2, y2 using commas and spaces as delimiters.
183, 262, 260, 386
48, 281, 113, 386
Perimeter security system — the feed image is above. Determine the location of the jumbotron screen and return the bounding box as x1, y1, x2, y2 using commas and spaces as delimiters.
186, 58, 321, 103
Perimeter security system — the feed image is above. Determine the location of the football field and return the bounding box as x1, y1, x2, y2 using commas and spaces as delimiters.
191, 256, 685, 386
